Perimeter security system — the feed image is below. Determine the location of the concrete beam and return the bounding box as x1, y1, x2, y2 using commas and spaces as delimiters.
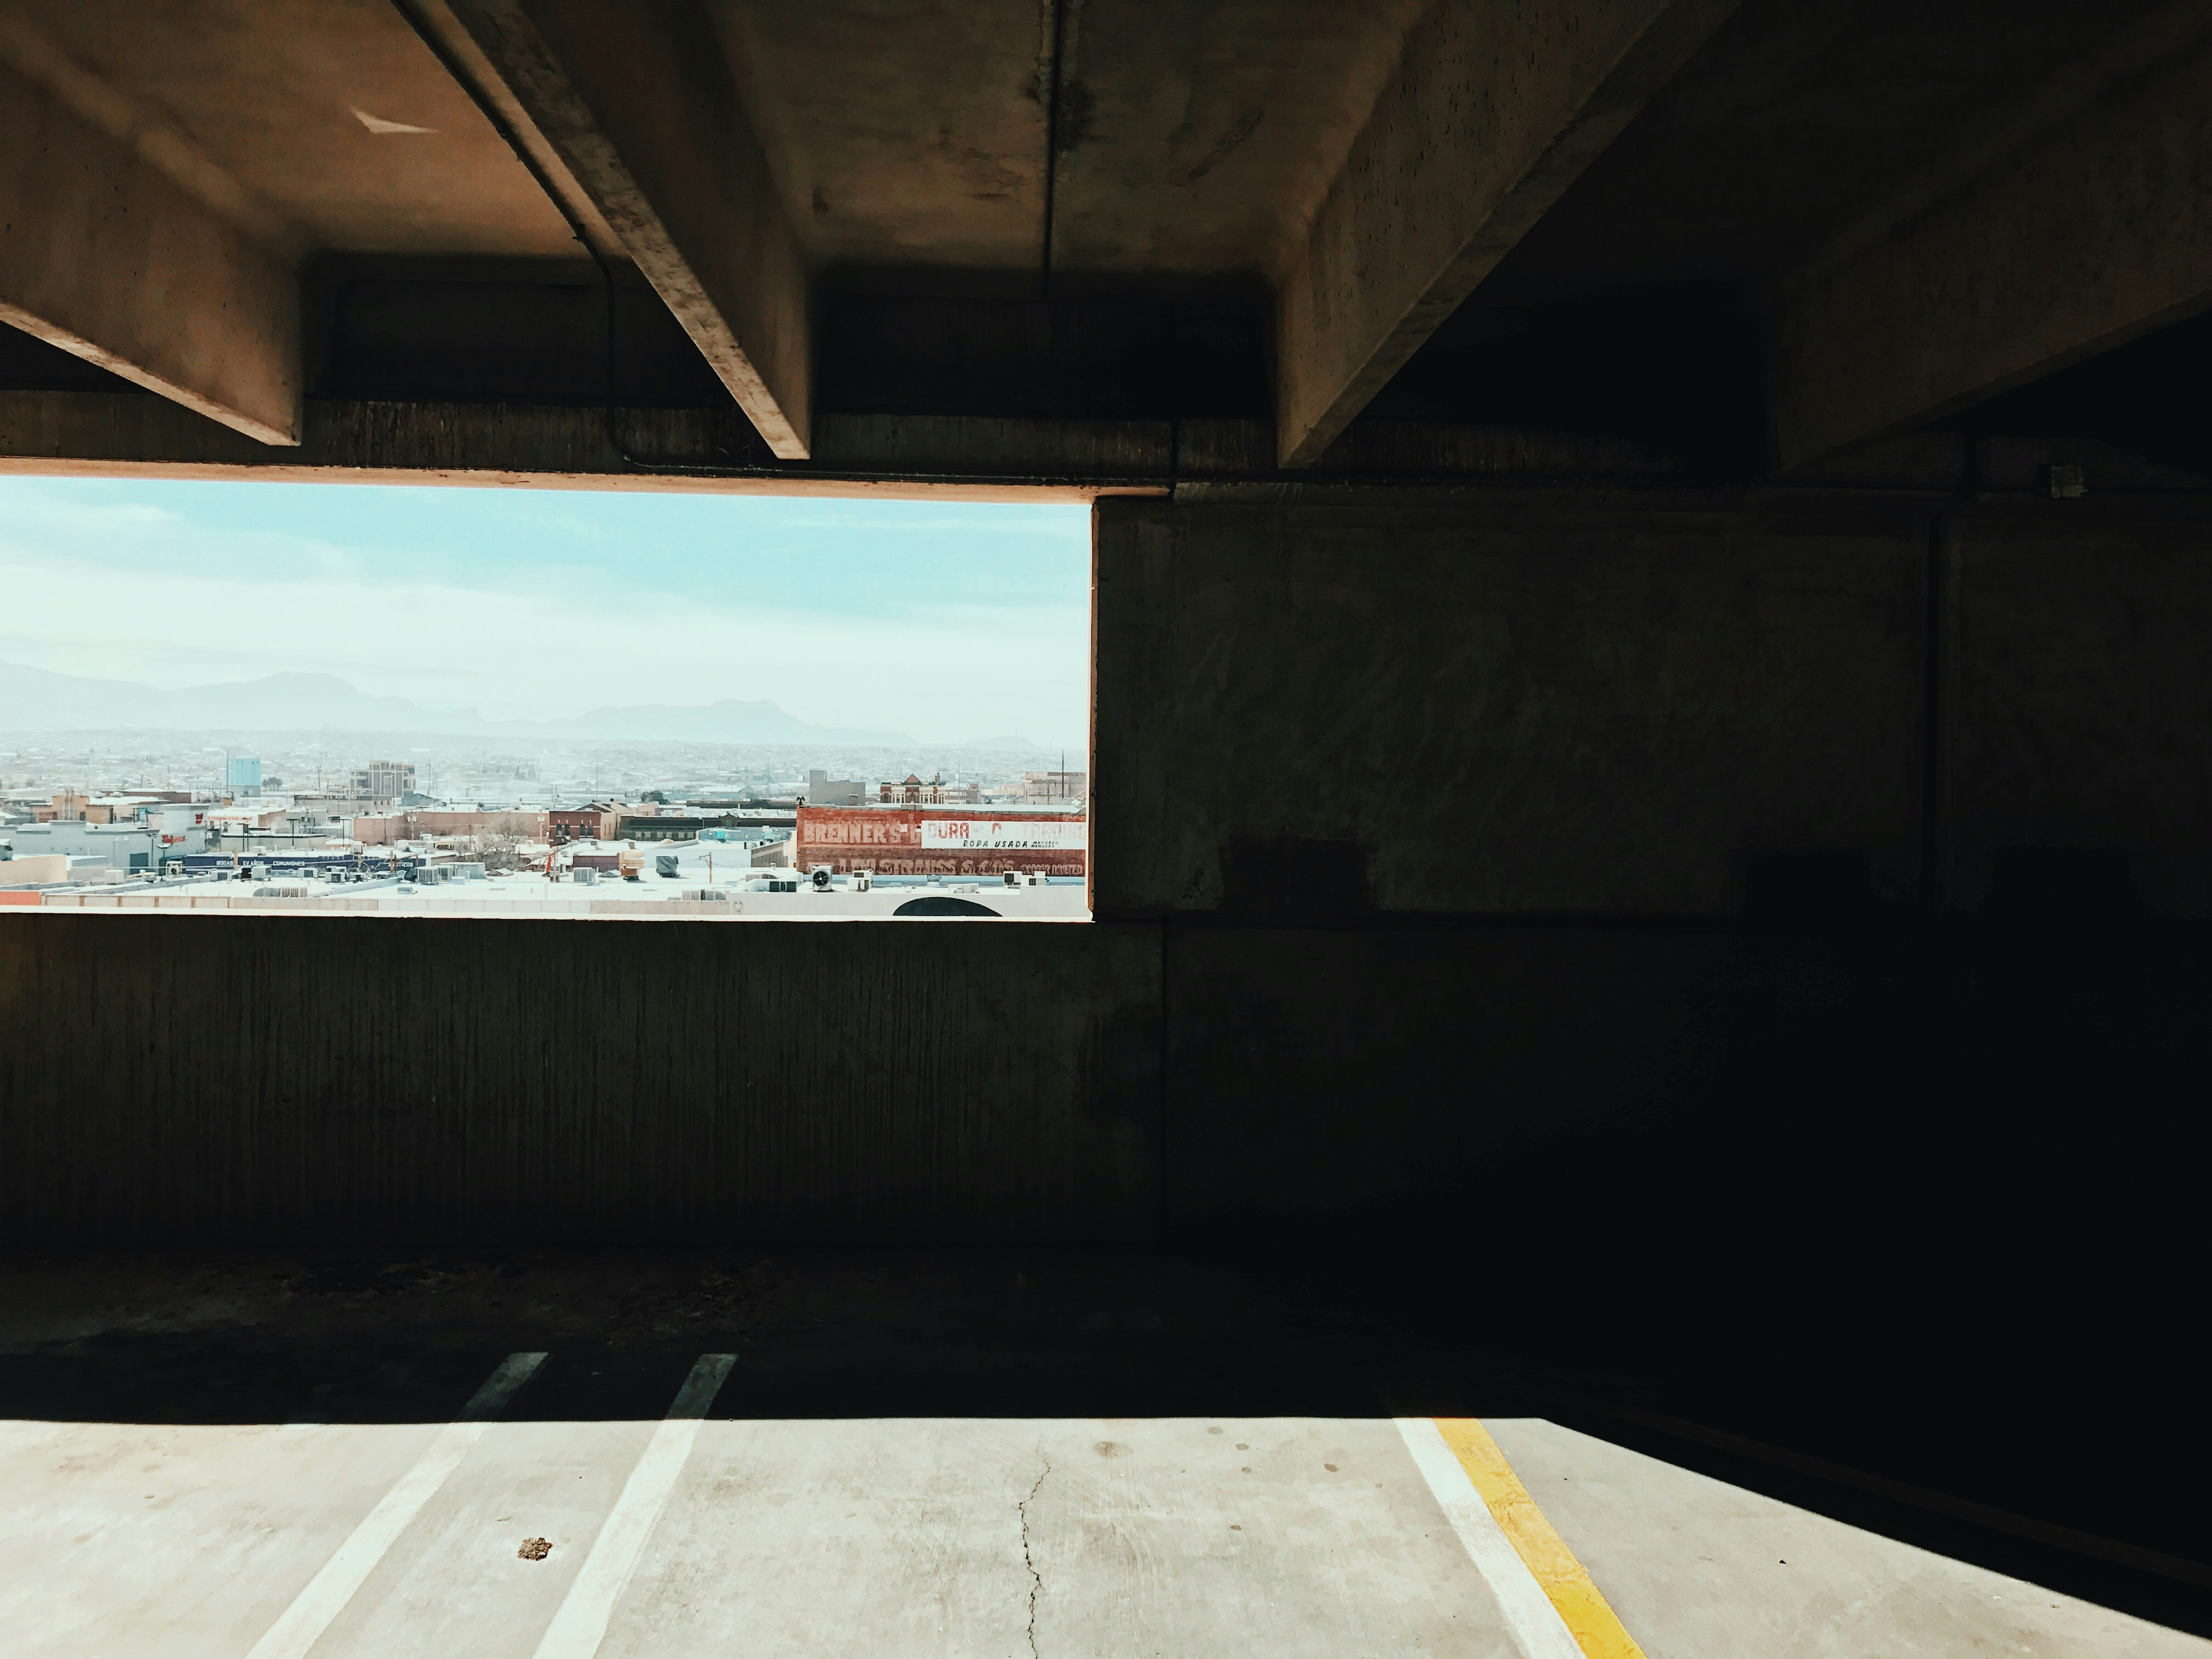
0, 57, 300, 446
415, 0, 812, 458
0, 390, 1681, 494
0, 393, 1167, 503
1769, 32, 2212, 472
1272, 0, 1739, 469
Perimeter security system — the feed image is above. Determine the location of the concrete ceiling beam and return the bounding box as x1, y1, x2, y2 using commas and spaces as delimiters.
0, 392, 1159, 504
0, 52, 301, 447
1768, 23, 2212, 473
1271, 0, 1740, 470
415, 0, 812, 459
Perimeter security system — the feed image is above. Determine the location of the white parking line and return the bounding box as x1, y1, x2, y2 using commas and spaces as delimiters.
531, 1353, 737, 1659
245, 1351, 548, 1659
1397, 1415, 1586, 1659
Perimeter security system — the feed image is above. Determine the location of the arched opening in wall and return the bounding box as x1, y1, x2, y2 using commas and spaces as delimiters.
0, 478, 1092, 921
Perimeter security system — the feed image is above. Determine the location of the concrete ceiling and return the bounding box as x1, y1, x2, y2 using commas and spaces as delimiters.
6, 0, 2180, 294
3, 0, 577, 259
707, 1, 1054, 274
1470, 0, 2196, 306
7, 0, 1429, 281
715, 0, 1429, 280
1018, 0, 1426, 278
4, 0, 2208, 478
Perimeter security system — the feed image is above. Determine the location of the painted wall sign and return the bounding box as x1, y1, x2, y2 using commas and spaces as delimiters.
917, 819, 1088, 851
795, 806, 1087, 877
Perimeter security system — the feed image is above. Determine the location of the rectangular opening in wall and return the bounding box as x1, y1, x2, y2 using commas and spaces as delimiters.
0, 478, 1091, 921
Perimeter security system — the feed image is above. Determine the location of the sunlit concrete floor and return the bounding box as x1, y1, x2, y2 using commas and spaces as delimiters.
1, 1252, 2203, 1658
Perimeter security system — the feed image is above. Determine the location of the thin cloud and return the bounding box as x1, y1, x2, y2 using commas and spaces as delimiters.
0, 560, 1087, 744
0, 477, 1091, 744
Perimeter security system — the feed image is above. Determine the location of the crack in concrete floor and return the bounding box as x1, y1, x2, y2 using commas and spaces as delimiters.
1019, 1453, 1051, 1658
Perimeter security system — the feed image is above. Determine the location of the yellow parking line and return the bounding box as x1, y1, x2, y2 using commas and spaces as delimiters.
1433, 1417, 1647, 1659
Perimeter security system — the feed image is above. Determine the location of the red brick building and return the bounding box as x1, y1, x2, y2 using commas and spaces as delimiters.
549, 804, 621, 843
795, 806, 1085, 878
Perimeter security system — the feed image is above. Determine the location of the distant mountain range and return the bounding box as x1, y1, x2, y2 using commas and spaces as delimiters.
0, 662, 1041, 747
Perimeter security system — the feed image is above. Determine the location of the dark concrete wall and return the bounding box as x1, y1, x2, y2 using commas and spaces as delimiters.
1097, 489, 2212, 926
1944, 505, 2212, 916
3, 486, 2209, 1263
1161, 923, 1743, 1227
1158, 907, 2208, 1400
1094, 494, 1928, 916
0, 915, 1161, 1247
1093, 489, 2212, 1310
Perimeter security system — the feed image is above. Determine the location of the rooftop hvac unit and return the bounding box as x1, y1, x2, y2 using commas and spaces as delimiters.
809, 865, 833, 891
852, 869, 872, 891
680, 888, 731, 902
655, 854, 680, 878
252, 884, 312, 899
573, 867, 598, 885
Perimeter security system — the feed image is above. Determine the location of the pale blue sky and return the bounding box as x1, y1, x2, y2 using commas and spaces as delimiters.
0, 477, 1092, 744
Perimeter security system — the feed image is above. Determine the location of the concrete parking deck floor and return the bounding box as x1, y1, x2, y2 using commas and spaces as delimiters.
1, 1252, 2204, 1657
